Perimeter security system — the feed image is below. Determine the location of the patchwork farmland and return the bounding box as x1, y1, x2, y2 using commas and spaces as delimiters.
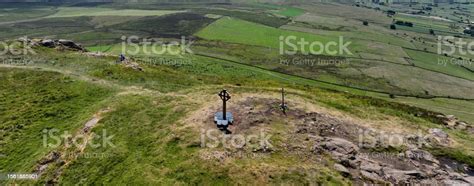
1, 0, 474, 185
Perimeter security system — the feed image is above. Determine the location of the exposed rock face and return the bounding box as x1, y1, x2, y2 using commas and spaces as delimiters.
315, 137, 359, 163
18, 38, 87, 52
405, 149, 439, 165
426, 128, 452, 146
40, 39, 55, 48
196, 97, 474, 185
57, 39, 85, 51
334, 163, 351, 177
436, 114, 471, 131
313, 136, 473, 185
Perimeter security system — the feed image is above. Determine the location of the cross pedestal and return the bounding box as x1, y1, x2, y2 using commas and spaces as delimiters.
214, 90, 233, 129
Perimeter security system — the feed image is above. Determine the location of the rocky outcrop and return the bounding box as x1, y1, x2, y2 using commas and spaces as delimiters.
313, 137, 473, 185
426, 128, 452, 147
57, 39, 85, 51
18, 38, 87, 52
436, 114, 472, 131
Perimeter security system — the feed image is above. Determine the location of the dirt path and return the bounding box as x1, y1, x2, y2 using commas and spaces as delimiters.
0, 17, 46, 26
33, 108, 111, 184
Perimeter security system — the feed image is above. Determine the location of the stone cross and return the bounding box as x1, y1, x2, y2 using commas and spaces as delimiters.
218, 89, 231, 120
281, 88, 287, 114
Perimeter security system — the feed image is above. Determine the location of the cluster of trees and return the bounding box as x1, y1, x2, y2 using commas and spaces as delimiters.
462, 25, 474, 36
394, 20, 414, 27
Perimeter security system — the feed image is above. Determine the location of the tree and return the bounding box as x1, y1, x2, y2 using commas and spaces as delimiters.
429, 29, 435, 35
390, 24, 396, 30
363, 21, 369, 26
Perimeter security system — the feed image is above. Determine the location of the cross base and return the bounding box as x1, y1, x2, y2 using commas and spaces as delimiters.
214, 112, 234, 128
280, 104, 288, 110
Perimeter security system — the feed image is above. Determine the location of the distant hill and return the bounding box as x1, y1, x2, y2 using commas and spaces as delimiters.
1, 0, 472, 3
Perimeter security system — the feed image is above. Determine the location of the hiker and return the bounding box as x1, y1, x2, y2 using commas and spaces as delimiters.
119, 54, 126, 62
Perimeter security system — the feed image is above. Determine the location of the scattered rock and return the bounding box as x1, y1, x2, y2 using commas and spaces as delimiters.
35, 151, 61, 175
462, 176, 474, 184
456, 121, 468, 130
315, 137, 359, 163
360, 160, 382, 174
252, 145, 273, 153
405, 149, 439, 165
436, 114, 471, 130
200, 151, 230, 163
361, 170, 384, 182
382, 168, 425, 183
334, 163, 351, 177
426, 128, 451, 146
121, 59, 143, 71
442, 179, 470, 185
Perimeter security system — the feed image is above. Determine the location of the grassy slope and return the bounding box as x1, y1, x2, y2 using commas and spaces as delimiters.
0, 68, 115, 173
54, 95, 233, 185
1, 47, 474, 184
1, 3, 474, 184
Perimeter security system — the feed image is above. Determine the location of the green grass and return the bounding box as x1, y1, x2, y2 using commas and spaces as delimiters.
196, 17, 358, 56
0, 16, 95, 40
405, 48, 474, 81
44, 95, 231, 184
0, 68, 115, 174
274, 7, 305, 17
0, 6, 56, 23
2, 2, 474, 184
251, 3, 304, 17
86, 45, 113, 53
1, 47, 474, 184
110, 12, 215, 38
191, 8, 289, 28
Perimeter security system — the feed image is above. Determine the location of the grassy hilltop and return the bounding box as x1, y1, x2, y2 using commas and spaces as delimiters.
1, 0, 474, 184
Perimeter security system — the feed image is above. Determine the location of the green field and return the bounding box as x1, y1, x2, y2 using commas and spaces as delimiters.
0, 6, 56, 23
405, 48, 474, 81
257, 3, 305, 17
2, 47, 474, 184
196, 17, 354, 56
2, 1, 474, 185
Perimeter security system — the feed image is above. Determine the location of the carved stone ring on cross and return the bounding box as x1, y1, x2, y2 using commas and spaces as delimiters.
218, 90, 231, 101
